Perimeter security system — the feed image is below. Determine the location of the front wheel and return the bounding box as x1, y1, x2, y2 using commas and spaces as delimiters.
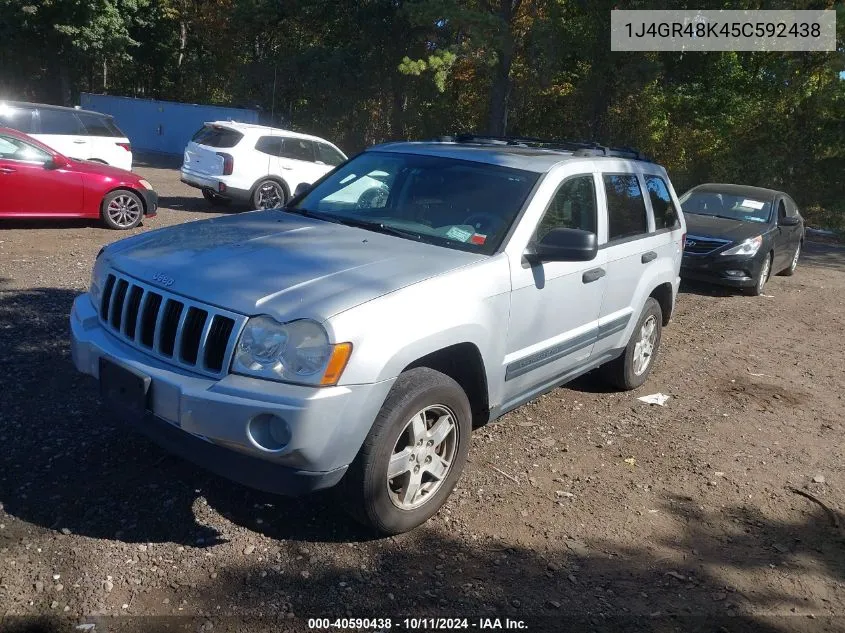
341, 368, 472, 535
101, 190, 144, 230
251, 179, 287, 210
600, 297, 663, 390
744, 252, 772, 296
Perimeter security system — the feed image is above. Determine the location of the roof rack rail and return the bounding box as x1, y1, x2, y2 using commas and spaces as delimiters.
433, 133, 650, 161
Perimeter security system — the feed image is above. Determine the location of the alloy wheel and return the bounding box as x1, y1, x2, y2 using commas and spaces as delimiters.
632, 315, 657, 376
386, 404, 458, 511
106, 194, 142, 228
256, 182, 284, 209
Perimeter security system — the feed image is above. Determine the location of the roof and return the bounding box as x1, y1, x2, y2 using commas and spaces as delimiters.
370, 141, 657, 174
0, 100, 113, 119
204, 121, 334, 145
689, 183, 785, 200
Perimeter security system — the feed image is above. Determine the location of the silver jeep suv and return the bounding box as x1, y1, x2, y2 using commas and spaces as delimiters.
70, 135, 686, 534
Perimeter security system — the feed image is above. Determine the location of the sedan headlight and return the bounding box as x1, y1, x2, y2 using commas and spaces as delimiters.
138, 179, 154, 190
721, 235, 762, 257
232, 316, 352, 386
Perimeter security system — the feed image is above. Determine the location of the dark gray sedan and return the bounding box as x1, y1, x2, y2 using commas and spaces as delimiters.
679, 183, 804, 296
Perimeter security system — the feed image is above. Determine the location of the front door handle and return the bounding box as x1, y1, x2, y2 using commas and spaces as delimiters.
582, 268, 606, 284
0, 167, 15, 174
641, 251, 657, 263
72, 140, 87, 144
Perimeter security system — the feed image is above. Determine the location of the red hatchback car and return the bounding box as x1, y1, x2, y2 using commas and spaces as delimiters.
0, 126, 157, 230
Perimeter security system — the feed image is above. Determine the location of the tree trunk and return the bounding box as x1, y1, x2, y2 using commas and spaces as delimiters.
486, 0, 518, 136
177, 20, 187, 68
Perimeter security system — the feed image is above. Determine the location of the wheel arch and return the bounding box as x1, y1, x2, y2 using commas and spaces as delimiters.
401, 342, 490, 428
649, 282, 674, 326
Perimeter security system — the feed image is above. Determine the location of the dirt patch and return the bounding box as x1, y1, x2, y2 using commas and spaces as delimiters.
2, 159, 845, 631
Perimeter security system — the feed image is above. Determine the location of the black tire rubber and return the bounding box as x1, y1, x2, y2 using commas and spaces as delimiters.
600, 297, 663, 391
779, 241, 801, 277
251, 179, 287, 210
100, 189, 144, 230
340, 368, 472, 535
744, 252, 773, 296
202, 188, 231, 205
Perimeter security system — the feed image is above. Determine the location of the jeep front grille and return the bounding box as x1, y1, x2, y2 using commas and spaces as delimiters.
98, 271, 245, 377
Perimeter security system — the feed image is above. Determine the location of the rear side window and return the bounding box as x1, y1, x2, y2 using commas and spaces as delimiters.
316, 142, 346, 166
255, 136, 284, 157
190, 125, 243, 148
0, 105, 35, 133
644, 175, 680, 230
37, 109, 85, 135
604, 174, 648, 241
281, 138, 316, 162
76, 112, 123, 137
535, 175, 598, 241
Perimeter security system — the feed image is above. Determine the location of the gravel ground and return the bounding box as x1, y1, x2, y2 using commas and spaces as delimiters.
1, 156, 845, 633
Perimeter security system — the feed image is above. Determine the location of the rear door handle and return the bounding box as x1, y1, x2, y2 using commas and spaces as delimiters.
582, 268, 606, 284
72, 140, 87, 144
0, 167, 15, 174
641, 251, 657, 263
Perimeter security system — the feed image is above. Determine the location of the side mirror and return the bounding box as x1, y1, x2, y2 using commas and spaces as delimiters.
45, 154, 69, 170
293, 183, 312, 197
779, 215, 800, 227
526, 227, 598, 263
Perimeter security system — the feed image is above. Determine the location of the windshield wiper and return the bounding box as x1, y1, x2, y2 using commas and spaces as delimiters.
687, 212, 740, 221
328, 216, 424, 241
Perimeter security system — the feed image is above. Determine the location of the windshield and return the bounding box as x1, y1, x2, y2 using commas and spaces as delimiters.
288, 151, 540, 254
680, 190, 772, 223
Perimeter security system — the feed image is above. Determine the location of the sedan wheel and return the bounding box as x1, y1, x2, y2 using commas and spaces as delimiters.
101, 190, 143, 230
252, 180, 286, 210
745, 252, 772, 296
780, 241, 801, 277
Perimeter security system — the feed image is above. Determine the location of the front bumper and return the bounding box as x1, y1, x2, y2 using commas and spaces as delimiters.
180, 168, 252, 204
70, 294, 395, 496
680, 252, 766, 288
140, 188, 158, 217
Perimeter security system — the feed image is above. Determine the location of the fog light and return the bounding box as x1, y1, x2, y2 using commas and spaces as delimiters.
247, 414, 291, 452
725, 270, 746, 277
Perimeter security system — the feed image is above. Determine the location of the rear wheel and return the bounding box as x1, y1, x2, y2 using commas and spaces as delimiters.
341, 368, 472, 535
101, 190, 143, 230
251, 179, 286, 210
744, 252, 772, 296
600, 297, 663, 391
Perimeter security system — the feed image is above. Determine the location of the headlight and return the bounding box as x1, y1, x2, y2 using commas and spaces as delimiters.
721, 235, 762, 257
138, 179, 153, 190
89, 260, 108, 311
232, 316, 352, 386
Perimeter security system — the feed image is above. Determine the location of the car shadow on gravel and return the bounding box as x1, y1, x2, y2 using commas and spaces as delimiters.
0, 286, 378, 549
157, 195, 237, 214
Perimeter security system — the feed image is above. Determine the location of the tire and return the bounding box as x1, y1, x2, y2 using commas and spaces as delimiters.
744, 251, 773, 296
600, 297, 663, 391
341, 367, 472, 535
251, 179, 287, 210
202, 188, 231, 206
779, 241, 801, 276
101, 189, 144, 230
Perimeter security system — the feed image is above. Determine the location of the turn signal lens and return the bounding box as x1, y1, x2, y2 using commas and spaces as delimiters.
320, 343, 353, 386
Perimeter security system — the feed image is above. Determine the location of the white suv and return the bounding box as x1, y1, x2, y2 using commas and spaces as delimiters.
180, 122, 347, 209
0, 101, 133, 171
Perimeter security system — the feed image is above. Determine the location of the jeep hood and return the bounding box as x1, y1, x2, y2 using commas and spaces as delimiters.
104, 210, 485, 321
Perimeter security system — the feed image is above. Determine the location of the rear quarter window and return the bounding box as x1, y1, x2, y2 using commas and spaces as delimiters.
76, 112, 124, 137
191, 125, 244, 148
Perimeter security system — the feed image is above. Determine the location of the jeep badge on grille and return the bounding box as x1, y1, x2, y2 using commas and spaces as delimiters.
152, 272, 175, 287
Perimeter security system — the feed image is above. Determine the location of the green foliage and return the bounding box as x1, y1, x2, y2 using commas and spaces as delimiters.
0, 0, 842, 226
